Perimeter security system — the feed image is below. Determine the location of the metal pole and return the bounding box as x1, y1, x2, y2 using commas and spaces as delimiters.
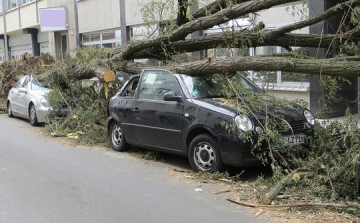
2, 0, 8, 60
73, 0, 80, 47
119, 0, 127, 45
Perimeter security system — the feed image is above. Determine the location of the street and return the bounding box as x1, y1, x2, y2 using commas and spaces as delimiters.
0, 115, 276, 223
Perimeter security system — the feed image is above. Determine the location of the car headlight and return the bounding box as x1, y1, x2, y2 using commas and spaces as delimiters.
304, 110, 315, 125
235, 115, 254, 132
40, 98, 51, 107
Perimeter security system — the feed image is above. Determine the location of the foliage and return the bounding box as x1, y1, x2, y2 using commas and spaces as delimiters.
263, 113, 360, 204
45, 77, 123, 146
43, 47, 123, 146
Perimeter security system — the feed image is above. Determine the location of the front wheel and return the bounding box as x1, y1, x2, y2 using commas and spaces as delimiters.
110, 121, 130, 151
188, 134, 224, 173
29, 104, 39, 126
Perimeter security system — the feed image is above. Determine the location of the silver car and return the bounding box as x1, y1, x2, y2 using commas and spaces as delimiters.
7, 75, 67, 126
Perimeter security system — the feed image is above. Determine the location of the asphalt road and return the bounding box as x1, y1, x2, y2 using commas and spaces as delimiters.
0, 115, 277, 223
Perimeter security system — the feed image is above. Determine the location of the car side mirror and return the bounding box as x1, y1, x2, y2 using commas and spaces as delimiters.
164, 92, 182, 102
18, 88, 27, 93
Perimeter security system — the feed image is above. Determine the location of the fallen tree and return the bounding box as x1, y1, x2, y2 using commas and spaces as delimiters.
1, 0, 360, 216
64, 0, 360, 80
2, 0, 360, 87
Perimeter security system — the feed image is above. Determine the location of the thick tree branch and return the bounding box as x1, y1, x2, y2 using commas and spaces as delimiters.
269, 0, 359, 37
132, 29, 358, 59
113, 0, 299, 60
170, 56, 360, 77
227, 198, 360, 210
192, 0, 250, 19
177, 0, 189, 26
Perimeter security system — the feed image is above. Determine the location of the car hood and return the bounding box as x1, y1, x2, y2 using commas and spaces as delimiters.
32, 88, 51, 97
192, 97, 306, 121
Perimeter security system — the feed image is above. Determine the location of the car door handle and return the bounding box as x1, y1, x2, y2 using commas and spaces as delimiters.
132, 108, 140, 113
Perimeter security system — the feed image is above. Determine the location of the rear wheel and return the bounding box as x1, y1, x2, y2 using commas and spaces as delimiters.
110, 121, 130, 151
188, 134, 224, 173
7, 102, 13, 117
29, 104, 39, 126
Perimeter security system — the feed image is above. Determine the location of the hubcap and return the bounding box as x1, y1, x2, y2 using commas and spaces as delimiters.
194, 142, 216, 171
112, 125, 122, 146
30, 106, 36, 122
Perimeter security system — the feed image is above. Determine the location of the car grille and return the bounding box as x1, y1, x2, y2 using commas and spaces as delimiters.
276, 120, 306, 132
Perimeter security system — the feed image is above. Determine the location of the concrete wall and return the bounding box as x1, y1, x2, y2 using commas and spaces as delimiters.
267, 90, 310, 105
77, 0, 120, 33
126, 0, 177, 26
1, 0, 46, 33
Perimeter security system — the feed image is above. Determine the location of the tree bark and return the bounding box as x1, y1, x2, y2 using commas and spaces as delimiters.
227, 198, 360, 210
263, 170, 298, 205
170, 56, 360, 77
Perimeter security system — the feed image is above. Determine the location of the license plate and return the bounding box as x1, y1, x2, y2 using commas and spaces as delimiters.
282, 134, 305, 145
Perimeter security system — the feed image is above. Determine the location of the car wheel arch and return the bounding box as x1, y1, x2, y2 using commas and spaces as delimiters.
186, 126, 217, 149
107, 117, 116, 136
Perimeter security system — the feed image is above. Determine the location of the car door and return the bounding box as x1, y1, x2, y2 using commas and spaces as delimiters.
111, 77, 139, 144
16, 76, 30, 116
9, 76, 27, 114
132, 70, 184, 151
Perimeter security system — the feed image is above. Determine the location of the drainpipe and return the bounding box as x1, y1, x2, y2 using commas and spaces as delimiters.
73, 0, 80, 47
2, 0, 8, 60
119, 0, 127, 45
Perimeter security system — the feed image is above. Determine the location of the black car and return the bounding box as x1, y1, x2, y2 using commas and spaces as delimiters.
107, 69, 315, 173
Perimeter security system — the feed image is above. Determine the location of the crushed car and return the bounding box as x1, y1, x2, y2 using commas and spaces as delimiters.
7, 75, 68, 126
107, 69, 315, 173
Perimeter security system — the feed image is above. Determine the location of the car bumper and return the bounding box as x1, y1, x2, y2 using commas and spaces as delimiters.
36, 107, 68, 123
217, 130, 313, 168
216, 133, 263, 167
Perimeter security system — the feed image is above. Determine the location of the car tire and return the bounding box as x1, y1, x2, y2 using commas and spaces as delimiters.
188, 134, 224, 173
110, 121, 130, 151
7, 102, 13, 117
29, 103, 39, 126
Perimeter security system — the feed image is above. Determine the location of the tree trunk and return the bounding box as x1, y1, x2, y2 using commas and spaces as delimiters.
263, 170, 298, 205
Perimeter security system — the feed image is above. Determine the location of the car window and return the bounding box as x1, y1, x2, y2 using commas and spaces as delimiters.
14, 76, 27, 89
180, 74, 228, 98
230, 72, 264, 94
179, 73, 264, 99
31, 79, 47, 90
138, 70, 180, 100
21, 76, 29, 88
120, 78, 139, 98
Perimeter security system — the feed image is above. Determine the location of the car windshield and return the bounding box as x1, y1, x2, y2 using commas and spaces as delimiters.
31, 79, 47, 90
179, 72, 264, 99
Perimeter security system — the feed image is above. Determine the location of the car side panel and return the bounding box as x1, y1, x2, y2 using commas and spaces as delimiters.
8, 88, 19, 114
110, 97, 137, 144
17, 89, 30, 117
132, 99, 184, 150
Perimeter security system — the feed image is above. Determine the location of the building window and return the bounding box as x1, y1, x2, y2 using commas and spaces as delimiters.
83, 34, 91, 43
19, 0, 35, 6
82, 30, 121, 49
102, 31, 116, 41
7, 0, 17, 10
